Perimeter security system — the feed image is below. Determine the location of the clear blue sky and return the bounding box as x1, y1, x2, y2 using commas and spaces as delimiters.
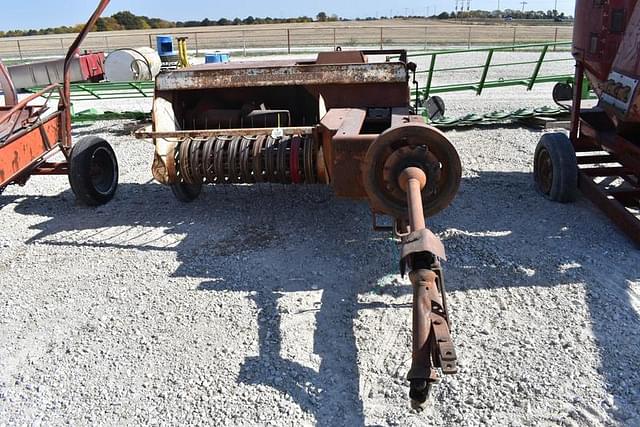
0, 0, 576, 31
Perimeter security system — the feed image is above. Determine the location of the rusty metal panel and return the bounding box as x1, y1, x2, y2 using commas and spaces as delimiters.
156, 62, 408, 91
305, 83, 409, 109
315, 51, 367, 64
325, 108, 373, 199
0, 115, 59, 186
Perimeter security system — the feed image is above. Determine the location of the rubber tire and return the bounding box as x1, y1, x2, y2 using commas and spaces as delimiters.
533, 132, 578, 203
170, 182, 202, 203
68, 136, 118, 206
552, 82, 573, 103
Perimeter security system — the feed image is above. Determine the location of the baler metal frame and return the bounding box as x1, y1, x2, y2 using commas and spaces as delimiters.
136, 47, 463, 408
569, 61, 640, 245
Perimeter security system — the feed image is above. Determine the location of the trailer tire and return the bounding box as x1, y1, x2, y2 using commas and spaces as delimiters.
534, 132, 578, 203
69, 136, 119, 206
170, 182, 202, 202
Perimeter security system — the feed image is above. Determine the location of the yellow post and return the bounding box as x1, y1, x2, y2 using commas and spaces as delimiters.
177, 37, 190, 68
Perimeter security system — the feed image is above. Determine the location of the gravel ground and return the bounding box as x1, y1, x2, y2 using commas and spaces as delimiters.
1, 51, 639, 426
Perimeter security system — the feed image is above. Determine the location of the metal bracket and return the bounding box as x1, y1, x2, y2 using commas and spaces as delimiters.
399, 228, 446, 276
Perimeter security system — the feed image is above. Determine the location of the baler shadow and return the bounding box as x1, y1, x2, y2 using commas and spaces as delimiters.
10, 183, 377, 425
7, 170, 640, 424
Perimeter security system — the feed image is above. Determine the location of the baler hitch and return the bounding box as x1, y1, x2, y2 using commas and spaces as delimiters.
397, 167, 458, 409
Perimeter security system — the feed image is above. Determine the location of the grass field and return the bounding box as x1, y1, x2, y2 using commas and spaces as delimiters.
0, 19, 573, 60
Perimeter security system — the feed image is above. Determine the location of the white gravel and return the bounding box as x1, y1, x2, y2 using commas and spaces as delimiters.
1, 50, 639, 426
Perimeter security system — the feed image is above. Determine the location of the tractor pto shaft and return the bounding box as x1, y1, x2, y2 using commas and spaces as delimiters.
409, 268, 438, 381
398, 167, 428, 232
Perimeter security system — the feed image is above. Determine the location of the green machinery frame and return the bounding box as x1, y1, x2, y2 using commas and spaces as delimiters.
26, 80, 154, 101
409, 41, 575, 98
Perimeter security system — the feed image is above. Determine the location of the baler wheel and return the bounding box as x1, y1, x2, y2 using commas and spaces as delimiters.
170, 182, 202, 203
68, 136, 119, 206
534, 132, 578, 203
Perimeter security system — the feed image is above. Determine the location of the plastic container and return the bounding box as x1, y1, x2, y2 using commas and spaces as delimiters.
156, 36, 175, 56
205, 52, 231, 64
104, 47, 162, 82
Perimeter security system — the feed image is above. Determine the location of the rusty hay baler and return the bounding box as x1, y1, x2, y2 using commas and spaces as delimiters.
135, 49, 462, 407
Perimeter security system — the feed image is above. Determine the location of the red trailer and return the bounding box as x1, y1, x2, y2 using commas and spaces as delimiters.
0, 0, 117, 205
534, 0, 640, 245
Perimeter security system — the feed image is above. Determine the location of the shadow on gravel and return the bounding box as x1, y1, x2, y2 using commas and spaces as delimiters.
434, 171, 640, 423
9, 182, 379, 425
7, 170, 640, 424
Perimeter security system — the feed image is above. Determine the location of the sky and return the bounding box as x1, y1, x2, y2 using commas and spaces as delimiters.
0, 0, 577, 31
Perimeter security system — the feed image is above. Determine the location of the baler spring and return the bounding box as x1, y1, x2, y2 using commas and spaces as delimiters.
175, 135, 318, 185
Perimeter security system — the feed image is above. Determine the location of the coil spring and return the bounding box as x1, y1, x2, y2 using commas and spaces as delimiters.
175, 135, 318, 185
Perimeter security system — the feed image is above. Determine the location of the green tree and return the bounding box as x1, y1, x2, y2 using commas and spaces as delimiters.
96, 17, 124, 31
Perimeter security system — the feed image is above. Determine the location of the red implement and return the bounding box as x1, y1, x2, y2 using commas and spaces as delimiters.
0, 0, 117, 205
534, 0, 640, 246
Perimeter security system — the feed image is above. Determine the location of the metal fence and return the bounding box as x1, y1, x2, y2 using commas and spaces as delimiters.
0, 24, 573, 60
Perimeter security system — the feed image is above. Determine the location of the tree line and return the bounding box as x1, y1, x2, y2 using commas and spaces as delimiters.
0, 9, 569, 38
434, 9, 568, 20
0, 11, 339, 38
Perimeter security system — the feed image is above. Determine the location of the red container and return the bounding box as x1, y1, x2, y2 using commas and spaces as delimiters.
78, 52, 105, 82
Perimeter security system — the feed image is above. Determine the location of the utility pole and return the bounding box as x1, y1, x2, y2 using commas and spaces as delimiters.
520, 1, 528, 12
554, 0, 558, 16
466, 0, 471, 11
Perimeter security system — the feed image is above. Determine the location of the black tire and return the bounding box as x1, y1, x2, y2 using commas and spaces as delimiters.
170, 182, 202, 202
68, 136, 118, 206
534, 132, 578, 203
552, 82, 573, 103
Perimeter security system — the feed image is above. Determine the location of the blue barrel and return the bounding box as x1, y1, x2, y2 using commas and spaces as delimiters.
205, 52, 231, 64
156, 36, 175, 56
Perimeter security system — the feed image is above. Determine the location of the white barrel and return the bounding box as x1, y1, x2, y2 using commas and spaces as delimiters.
104, 47, 161, 82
